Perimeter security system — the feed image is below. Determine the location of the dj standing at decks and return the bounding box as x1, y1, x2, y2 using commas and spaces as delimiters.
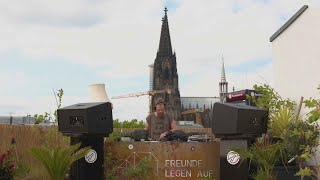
145, 97, 177, 140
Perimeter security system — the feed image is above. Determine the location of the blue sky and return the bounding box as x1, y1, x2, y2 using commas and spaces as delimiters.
0, 0, 319, 120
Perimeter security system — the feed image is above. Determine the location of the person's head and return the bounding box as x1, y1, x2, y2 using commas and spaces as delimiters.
155, 97, 165, 118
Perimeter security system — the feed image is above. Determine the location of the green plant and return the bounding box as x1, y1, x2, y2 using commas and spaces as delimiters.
29, 143, 90, 180
104, 140, 129, 179
282, 120, 319, 179
34, 88, 64, 124
251, 84, 320, 179
304, 97, 320, 123
269, 106, 296, 139
105, 132, 122, 142
123, 157, 155, 179
249, 84, 296, 114
284, 120, 319, 160
104, 147, 117, 180
0, 149, 15, 180
295, 167, 313, 180
53, 89, 64, 123
0, 144, 30, 180
32, 126, 69, 150
233, 142, 287, 180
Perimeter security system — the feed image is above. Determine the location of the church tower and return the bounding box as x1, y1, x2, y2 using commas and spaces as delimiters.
152, 7, 181, 120
219, 56, 228, 102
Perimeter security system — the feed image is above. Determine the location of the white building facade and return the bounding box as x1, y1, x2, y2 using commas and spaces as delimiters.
270, 5, 320, 168
270, 5, 320, 111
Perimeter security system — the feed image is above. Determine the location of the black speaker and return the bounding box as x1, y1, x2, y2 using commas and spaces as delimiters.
212, 102, 268, 137
70, 136, 104, 180
57, 102, 113, 136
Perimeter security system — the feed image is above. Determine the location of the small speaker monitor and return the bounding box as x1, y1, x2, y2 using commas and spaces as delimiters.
57, 102, 113, 136
212, 102, 268, 137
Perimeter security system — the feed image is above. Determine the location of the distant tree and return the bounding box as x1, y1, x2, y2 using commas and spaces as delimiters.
113, 119, 122, 128
34, 88, 64, 124
113, 119, 145, 128
34, 112, 50, 124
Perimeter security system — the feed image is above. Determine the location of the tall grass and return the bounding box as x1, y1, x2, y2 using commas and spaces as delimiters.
0, 125, 66, 179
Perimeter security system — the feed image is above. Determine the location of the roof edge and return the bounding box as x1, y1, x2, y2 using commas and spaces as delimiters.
270, 5, 308, 42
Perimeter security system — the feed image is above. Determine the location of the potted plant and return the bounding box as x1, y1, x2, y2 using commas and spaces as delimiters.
249, 84, 320, 179
233, 141, 287, 180
282, 119, 319, 179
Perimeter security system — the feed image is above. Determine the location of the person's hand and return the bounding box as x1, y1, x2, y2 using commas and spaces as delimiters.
160, 131, 169, 139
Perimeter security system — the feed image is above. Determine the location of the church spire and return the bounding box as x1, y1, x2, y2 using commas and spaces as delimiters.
219, 55, 228, 102
157, 7, 173, 57
221, 55, 226, 82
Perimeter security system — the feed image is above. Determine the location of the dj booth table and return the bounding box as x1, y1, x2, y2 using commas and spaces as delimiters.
106, 141, 220, 180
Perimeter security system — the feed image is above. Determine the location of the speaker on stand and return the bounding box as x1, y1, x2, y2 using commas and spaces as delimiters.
212, 102, 268, 180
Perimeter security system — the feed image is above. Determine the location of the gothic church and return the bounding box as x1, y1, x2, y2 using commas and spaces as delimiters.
151, 7, 182, 121
151, 8, 228, 127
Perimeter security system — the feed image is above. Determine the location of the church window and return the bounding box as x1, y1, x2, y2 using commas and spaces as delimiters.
165, 67, 169, 79
165, 92, 169, 102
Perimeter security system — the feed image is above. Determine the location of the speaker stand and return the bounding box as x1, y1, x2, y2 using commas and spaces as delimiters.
69, 135, 104, 180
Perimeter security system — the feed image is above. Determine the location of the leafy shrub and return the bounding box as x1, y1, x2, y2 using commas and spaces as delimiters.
0, 149, 15, 180
29, 143, 90, 180
0, 142, 30, 180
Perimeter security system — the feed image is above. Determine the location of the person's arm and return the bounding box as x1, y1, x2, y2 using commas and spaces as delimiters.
144, 121, 149, 130
170, 119, 177, 131
160, 117, 177, 138
145, 115, 150, 130
160, 131, 169, 139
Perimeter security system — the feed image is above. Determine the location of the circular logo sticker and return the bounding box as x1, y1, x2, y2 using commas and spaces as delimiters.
85, 149, 97, 164
250, 91, 255, 97
227, 151, 240, 165
128, 144, 133, 150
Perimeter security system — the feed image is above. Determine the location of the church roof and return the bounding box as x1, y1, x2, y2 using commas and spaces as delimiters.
180, 97, 220, 109
157, 7, 173, 57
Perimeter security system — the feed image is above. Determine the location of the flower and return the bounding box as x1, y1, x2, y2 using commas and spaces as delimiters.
0, 148, 16, 180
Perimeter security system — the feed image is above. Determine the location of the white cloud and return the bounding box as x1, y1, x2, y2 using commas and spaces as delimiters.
180, 60, 273, 97
0, 95, 85, 116
0, 70, 47, 97
111, 96, 149, 121
228, 62, 274, 90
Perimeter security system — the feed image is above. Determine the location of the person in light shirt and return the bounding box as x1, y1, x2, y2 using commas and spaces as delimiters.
145, 97, 177, 140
